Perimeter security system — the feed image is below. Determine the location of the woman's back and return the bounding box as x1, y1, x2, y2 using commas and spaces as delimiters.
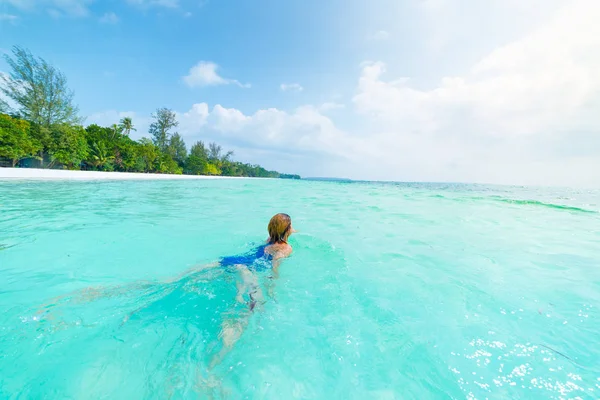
264, 242, 292, 261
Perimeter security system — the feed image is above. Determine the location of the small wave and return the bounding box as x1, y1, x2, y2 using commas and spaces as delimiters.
491, 198, 598, 214
430, 194, 598, 213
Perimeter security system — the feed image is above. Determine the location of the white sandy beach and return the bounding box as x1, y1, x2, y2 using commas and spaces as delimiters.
0, 168, 247, 180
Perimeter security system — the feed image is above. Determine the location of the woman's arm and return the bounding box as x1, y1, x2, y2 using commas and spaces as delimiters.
266, 246, 292, 299
271, 258, 282, 279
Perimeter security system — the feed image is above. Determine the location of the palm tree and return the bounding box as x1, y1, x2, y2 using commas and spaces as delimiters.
119, 117, 136, 137
110, 124, 121, 141
89, 141, 114, 170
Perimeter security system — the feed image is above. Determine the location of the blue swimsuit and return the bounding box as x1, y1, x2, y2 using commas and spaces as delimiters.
219, 244, 273, 272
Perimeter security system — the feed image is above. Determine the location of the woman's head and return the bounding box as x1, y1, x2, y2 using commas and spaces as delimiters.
268, 213, 293, 244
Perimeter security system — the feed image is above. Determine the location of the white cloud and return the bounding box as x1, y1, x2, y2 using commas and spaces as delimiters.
280, 83, 304, 92
204, 104, 365, 163
99, 12, 119, 24
319, 102, 345, 111
128, 103, 361, 162
209, 105, 249, 132
355, 2, 600, 135
369, 30, 390, 41
350, 0, 600, 186
0, 13, 18, 22
417, 0, 567, 55
177, 102, 210, 133
183, 61, 251, 88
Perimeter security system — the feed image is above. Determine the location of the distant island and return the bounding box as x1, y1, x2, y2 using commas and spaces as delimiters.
0, 46, 300, 180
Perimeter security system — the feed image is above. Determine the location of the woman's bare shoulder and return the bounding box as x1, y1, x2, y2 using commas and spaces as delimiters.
280, 243, 293, 257
265, 243, 292, 259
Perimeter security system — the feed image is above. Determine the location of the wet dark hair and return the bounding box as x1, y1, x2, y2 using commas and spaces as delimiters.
268, 213, 292, 244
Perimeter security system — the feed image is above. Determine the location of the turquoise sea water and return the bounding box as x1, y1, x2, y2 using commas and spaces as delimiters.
1, 179, 599, 399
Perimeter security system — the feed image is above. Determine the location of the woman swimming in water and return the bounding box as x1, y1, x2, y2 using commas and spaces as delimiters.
220, 213, 294, 311
203, 213, 295, 369
37, 213, 295, 371
221, 212, 294, 271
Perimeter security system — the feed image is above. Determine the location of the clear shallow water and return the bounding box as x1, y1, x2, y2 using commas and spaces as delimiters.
1, 179, 599, 399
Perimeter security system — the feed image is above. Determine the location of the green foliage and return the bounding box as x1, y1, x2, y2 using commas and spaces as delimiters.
84, 124, 116, 170
88, 141, 115, 170
1, 113, 299, 177
208, 142, 222, 162
119, 117, 135, 136
0, 114, 41, 166
29, 124, 52, 150
190, 141, 208, 159
229, 162, 279, 178
155, 152, 182, 174
185, 156, 207, 175
85, 124, 114, 144
208, 142, 233, 163
280, 173, 301, 179
167, 133, 187, 167
184, 141, 207, 175
48, 124, 88, 169
149, 108, 177, 152
1, 46, 81, 126
220, 161, 238, 176
204, 163, 220, 175
113, 136, 139, 172
137, 138, 159, 172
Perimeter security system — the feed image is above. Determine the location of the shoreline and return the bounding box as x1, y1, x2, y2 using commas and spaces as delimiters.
0, 168, 250, 181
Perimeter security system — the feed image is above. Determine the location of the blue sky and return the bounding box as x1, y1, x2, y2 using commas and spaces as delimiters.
1, 0, 599, 187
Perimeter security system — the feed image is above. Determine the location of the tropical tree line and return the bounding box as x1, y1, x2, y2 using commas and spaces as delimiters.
0, 46, 300, 179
